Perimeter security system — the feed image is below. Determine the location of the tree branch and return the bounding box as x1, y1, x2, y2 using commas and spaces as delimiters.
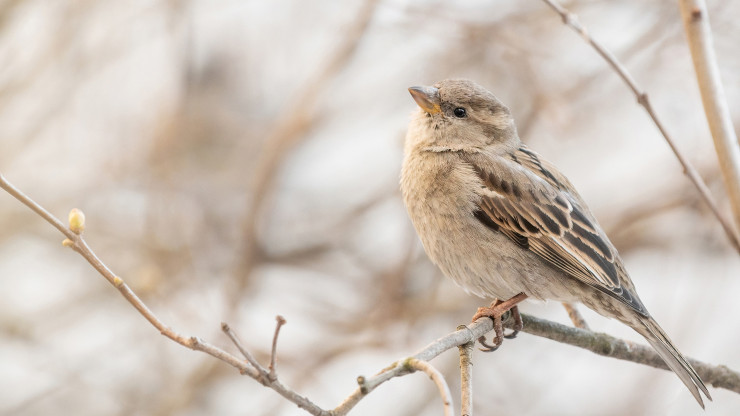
221, 323, 271, 382
457, 333, 474, 416
3, 172, 739, 415
678, 0, 740, 237
404, 358, 453, 416
539, 0, 740, 254
0, 173, 76, 239
0, 172, 330, 416
269, 315, 287, 381
511, 313, 740, 394
332, 319, 496, 415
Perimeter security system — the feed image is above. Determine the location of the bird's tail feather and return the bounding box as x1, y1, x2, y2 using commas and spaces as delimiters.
636, 316, 711, 408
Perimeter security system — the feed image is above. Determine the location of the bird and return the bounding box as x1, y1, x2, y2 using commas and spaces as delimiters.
400, 79, 711, 407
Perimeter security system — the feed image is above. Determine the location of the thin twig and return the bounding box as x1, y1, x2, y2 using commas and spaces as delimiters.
237, 0, 381, 278
457, 328, 474, 416
539, 0, 740, 254
0, 173, 76, 239
561, 302, 590, 330
334, 319, 495, 415
404, 358, 453, 416
269, 315, 287, 381
678, 0, 740, 235
221, 323, 271, 382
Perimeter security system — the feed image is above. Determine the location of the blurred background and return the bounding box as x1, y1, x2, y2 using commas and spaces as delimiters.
1, 0, 739, 415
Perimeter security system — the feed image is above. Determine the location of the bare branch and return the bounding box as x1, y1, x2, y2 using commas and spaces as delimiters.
333, 319, 495, 415
561, 302, 590, 330
221, 323, 271, 382
0, 173, 76, 240
0, 173, 330, 416
238, 0, 381, 275
510, 313, 740, 394
678, 0, 740, 235
457, 331, 474, 416
539, 0, 740, 254
404, 358, 453, 416
337, 312, 740, 414
3, 172, 739, 414
270, 315, 287, 381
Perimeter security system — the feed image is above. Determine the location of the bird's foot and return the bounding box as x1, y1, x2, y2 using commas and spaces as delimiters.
471, 292, 527, 352
504, 304, 523, 339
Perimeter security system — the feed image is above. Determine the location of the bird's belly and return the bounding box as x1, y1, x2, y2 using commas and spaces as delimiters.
419, 214, 583, 303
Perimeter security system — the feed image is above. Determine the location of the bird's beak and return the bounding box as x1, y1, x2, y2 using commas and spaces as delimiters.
408, 85, 441, 114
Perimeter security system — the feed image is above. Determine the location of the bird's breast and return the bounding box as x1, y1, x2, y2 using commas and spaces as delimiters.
400, 150, 581, 301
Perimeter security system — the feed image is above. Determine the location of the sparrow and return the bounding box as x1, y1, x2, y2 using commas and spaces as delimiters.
400, 79, 710, 407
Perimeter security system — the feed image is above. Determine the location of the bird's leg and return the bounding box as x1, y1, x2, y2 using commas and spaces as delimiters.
471, 292, 528, 352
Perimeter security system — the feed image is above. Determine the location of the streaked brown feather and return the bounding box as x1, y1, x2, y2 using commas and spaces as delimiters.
464, 146, 648, 316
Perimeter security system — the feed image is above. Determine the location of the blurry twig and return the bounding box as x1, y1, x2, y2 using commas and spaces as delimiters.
539, 0, 740, 255
238, 0, 380, 280
561, 302, 589, 330
678, 0, 740, 238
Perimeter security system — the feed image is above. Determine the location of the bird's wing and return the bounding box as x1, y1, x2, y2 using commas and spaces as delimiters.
463, 146, 647, 316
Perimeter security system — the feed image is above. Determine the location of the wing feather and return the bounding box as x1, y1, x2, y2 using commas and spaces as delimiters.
464, 147, 647, 316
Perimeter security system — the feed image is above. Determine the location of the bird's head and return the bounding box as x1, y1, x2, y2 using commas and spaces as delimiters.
407, 79, 519, 152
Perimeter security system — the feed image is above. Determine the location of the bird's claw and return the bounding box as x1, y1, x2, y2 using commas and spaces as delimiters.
503, 330, 519, 339
476, 304, 506, 353
471, 293, 526, 352
477, 335, 501, 352
503, 304, 523, 339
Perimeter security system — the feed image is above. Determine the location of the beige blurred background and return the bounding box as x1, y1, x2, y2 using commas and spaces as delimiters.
1, 0, 739, 415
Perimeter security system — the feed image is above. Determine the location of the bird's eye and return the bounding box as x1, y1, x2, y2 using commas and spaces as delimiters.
453, 107, 467, 118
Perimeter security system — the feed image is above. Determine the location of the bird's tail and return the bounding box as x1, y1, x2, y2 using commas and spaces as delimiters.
635, 315, 711, 408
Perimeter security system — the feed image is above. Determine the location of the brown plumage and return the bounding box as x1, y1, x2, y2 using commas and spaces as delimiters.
400, 79, 710, 407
